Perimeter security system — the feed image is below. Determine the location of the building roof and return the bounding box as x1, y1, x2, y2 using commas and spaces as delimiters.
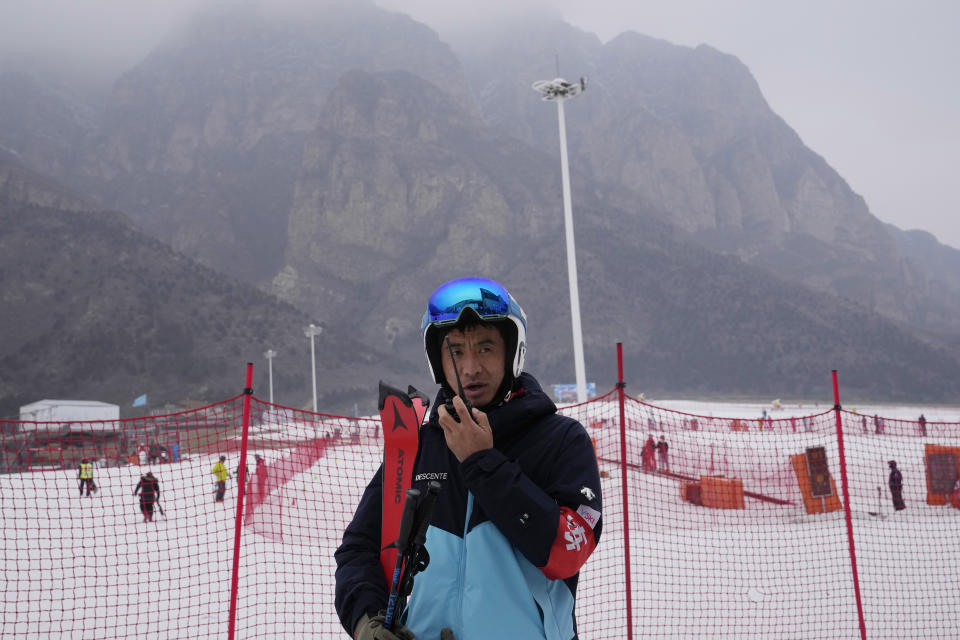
20, 399, 119, 411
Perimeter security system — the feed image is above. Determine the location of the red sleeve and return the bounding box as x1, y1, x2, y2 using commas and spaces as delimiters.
539, 507, 597, 580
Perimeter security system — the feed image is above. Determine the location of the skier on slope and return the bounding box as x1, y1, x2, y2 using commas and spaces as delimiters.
641, 434, 657, 472
212, 456, 231, 503
134, 471, 160, 522
656, 434, 670, 472
888, 460, 905, 511
78, 458, 96, 497
335, 277, 603, 640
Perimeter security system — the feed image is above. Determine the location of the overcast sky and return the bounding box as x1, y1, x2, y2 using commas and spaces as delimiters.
2, 0, 958, 248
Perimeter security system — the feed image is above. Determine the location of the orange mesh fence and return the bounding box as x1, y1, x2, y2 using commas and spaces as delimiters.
1, 380, 958, 638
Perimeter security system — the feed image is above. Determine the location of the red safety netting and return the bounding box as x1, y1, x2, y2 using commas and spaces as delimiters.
2, 370, 958, 638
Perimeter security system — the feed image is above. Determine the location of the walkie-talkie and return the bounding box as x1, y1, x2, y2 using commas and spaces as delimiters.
443, 335, 473, 423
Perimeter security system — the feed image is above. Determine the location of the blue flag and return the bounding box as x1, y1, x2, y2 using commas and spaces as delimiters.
132, 394, 147, 407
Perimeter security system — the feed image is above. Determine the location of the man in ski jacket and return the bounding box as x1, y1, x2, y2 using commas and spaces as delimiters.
134, 472, 160, 522
212, 456, 230, 503
78, 458, 95, 497
335, 277, 602, 640
888, 460, 905, 511
656, 435, 669, 471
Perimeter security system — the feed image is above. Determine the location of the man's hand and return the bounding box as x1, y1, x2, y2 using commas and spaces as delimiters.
437, 395, 493, 462
354, 612, 415, 640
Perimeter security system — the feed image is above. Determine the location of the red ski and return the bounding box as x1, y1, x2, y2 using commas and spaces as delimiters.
378, 382, 429, 587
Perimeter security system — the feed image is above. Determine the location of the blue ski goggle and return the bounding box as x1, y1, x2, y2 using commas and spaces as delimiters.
421, 277, 526, 335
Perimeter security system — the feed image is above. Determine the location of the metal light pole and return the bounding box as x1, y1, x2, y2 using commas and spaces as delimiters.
263, 349, 276, 404
532, 76, 588, 403
304, 324, 322, 412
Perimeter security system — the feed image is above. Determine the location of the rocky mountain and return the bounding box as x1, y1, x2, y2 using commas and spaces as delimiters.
0, 153, 413, 417
449, 19, 960, 336
71, 0, 475, 285
3, 1, 960, 407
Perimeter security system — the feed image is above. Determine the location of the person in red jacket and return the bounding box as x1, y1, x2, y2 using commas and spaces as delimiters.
642, 435, 657, 472
134, 472, 161, 522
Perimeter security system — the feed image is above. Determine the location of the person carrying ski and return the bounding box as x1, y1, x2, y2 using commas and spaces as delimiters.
133, 471, 160, 522
888, 460, 905, 511
78, 458, 95, 497
335, 277, 603, 640
212, 455, 230, 503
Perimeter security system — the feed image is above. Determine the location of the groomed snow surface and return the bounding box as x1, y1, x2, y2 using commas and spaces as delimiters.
2, 399, 958, 639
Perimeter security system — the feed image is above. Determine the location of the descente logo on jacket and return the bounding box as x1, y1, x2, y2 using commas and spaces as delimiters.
414, 472, 448, 481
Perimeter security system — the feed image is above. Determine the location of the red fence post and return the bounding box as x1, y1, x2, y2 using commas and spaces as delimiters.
227, 363, 254, 640
833, 370, 867, 640
617, 343, 634, 640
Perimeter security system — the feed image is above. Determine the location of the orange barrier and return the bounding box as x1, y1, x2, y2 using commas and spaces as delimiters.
791, 454, 842, 514
682, 482, 702, 506
924, 444, 960, 506
699, 475, 745, 509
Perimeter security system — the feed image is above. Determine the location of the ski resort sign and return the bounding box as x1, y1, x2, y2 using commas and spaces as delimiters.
552, 383, 596, 404
805, 446, 833, 498
926, 452, 958, 495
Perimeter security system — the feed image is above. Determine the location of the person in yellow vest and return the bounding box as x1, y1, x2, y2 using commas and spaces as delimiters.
78, 459, 95, 497
212, 455, 231, 503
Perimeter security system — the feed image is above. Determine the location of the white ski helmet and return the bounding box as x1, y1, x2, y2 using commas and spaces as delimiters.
421, 277, 527, 386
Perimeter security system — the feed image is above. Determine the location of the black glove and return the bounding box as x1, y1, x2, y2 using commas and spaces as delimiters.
354, 612, 415, 640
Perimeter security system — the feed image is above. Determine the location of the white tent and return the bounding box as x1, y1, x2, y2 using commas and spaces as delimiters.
18, 399, 119, 432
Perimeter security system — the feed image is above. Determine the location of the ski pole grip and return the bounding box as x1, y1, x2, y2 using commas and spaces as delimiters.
395, 488, 421, 552
412, 481, 442, 546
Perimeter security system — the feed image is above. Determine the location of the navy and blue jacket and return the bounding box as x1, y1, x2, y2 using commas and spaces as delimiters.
334, 373, 602, 639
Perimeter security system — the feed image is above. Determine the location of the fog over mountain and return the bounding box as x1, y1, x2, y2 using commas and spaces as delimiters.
3, 0, 956, 244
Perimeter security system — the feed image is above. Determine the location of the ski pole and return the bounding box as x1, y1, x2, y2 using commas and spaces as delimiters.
395, 481, 441, 615
384, 488, 421, 630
